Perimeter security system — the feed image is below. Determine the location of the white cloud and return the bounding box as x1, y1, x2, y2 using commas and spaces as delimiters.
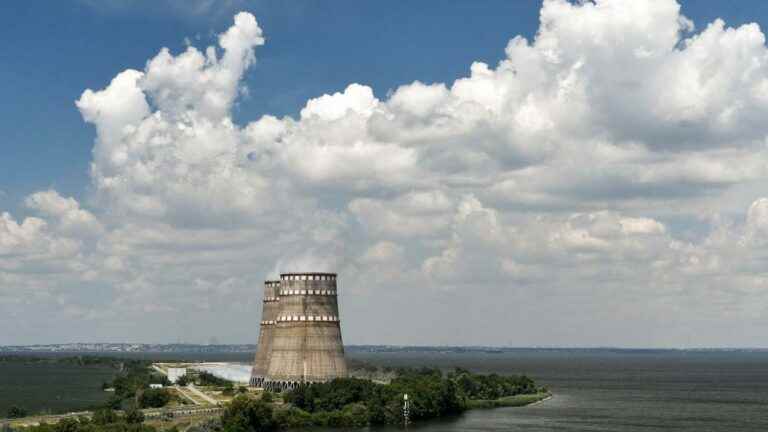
6, 1, 768, 346
25, 190, 103, 237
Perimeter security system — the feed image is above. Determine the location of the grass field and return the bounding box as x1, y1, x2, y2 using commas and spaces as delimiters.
0, 361, 117, 417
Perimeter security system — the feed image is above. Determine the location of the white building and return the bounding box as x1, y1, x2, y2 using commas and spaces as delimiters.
167, 367, 187, 384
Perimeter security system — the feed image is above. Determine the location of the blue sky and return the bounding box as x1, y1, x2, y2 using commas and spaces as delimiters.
1, 1, 535, 210
4, 1, 768, 346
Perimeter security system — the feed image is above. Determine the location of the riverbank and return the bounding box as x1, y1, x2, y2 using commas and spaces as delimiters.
466, 391, 551, 409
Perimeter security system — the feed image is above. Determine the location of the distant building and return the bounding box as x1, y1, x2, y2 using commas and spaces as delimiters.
168, 367, 187, 384
149, 383, 163, 389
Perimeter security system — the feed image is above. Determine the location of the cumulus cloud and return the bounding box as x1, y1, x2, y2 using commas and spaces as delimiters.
25, 190, 103, 237
5, 1, 768, 346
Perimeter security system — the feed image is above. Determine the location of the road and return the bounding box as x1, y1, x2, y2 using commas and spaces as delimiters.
186, 384, 219, 405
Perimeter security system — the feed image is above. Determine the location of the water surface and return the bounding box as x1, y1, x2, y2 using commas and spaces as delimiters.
346, 350, 768, 431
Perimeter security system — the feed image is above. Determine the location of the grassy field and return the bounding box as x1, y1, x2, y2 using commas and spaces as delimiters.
0, 361, 117, 417
466, 392, 551, 409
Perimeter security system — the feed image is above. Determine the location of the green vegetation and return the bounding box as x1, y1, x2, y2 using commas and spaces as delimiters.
104, 361, 170, 410
91, 408, 118, 425
259, 392, 273, 403
451, 367, 541, 399
220, 396, 276, 432
123, 406, 145, 425
19, 409, 157, 432
219, 367, 547, 430
2, 362, 546, 431
173, 376, 189, 387
137, 390, 170, 409
195, 373, 230, 388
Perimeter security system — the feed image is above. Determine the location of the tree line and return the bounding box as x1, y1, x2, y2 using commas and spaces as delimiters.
4, 366, 546, 432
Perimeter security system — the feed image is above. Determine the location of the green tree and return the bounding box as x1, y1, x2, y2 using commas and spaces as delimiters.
124, 405, 145, 424
103, 394, 123, 410
197, 372, 230, 387
221, 395, 276, 432
92, 408, 118, 425
138, 389, 171, 408
52, 418, 79, 432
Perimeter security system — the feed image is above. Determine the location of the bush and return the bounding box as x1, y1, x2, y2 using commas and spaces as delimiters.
53, 418, 80, 432
271, 407, 311, 429
281, 373, 465, 426
197, 372, 231, 387
104, 395, 123, 410
449, 368, 537, 400
260, 391, 273, 403
124, 405, 145, 424
91, 408, 118, 425
187, 418, 222, 432
138, 388, 171, 408
221, 395, 276, 432
339, 403, 369, 428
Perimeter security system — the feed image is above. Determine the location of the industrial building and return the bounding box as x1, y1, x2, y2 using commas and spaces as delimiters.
249, 280, 279, 387
250, 273, 348, 391
167, 367, 187, 384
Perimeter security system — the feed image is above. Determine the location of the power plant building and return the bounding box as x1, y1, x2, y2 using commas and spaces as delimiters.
249, 280, 280, 388
250, 273, 347, 390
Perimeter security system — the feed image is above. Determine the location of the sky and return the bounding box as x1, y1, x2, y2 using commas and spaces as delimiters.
2, 0, 768, 347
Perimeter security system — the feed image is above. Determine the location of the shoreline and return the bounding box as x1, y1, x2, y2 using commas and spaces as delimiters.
525, 394, 553, 406
466, 391, 552, 410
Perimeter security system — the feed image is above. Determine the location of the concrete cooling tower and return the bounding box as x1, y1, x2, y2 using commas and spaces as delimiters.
249, 280, 280, 387
250, 273, 348, 391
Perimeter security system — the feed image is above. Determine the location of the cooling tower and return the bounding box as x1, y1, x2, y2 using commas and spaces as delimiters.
249, 280, 280, 387
263, 273, 348, 391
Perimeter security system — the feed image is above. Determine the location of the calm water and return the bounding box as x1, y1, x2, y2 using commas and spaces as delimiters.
1, 349, 766, 430
346, 350, 768, 432
0, 362, 116, 415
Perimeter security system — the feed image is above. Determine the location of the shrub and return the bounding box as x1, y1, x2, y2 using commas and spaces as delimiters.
221, 395, 276, 432
124, 405, 145, 424
271, 407, 311, 429
138, 388, 171, 408
91, 408, 118, 425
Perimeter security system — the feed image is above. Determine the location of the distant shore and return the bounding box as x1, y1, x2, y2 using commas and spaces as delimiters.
5, 343, 768, 354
